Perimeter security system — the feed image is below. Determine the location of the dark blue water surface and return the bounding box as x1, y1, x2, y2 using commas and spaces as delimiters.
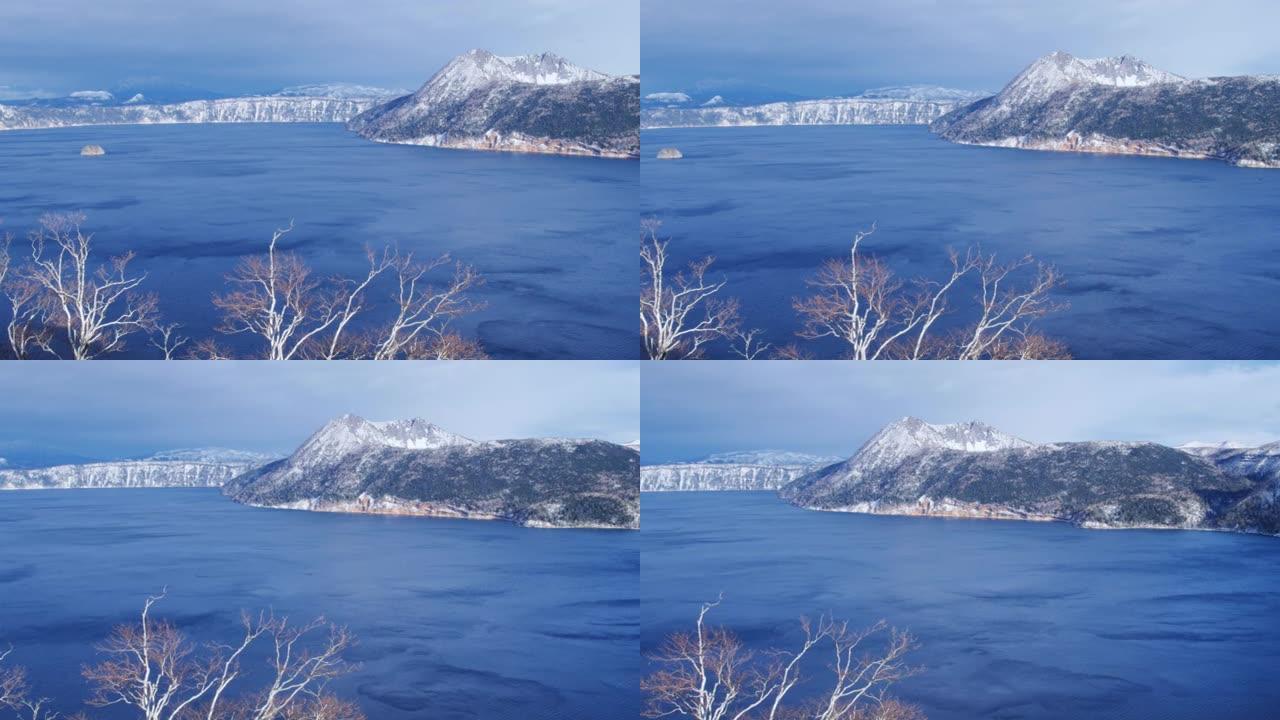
0, 124, 637, 359
641, 492, 1280, 720
641, 126, 1280, 359
0, 490, 638, 719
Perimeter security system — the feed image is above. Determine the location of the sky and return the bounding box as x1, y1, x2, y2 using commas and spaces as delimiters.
0, 0, 639, 99
641, 362, 1280, 464
642, 0, 1280, 98
0, 362, 638, 465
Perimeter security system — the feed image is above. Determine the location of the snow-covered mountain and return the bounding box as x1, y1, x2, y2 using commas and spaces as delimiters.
641, 85, 986, 129
997, 52, 1182, 104
858, 85, 992, 102
641, 450, 839, 492
702, 450, 842, 466
0, 449, 272, 490
781, 418, 1280, 535
226, 415, 639, 529
933, 51, 1280, 168
348, 49, 639, 158
273, 83, 408, 100
644, 92, 693, 106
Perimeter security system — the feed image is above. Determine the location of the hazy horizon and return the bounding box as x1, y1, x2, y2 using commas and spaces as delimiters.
0, 362, 639, 466
641, 0, 1280, 98
641, 362, 1280, 464
0, 0, 639, 100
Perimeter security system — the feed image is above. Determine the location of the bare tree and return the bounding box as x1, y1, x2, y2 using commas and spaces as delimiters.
792, 226, 1067, 360
0, 646, 58, 720
214, 225, 484, 360
150, 323, 189, 361
213, 223, 374, 360
951, 254, 1067, 360
642, 598, 920, 720
81, 591, 363, 720
641, 220, 740, 359
730, 328, 772, 360
21, 213, 157, 360
364, 254, 486, 360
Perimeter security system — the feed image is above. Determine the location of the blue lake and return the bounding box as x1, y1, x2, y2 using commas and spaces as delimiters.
641, 492, 1280, 720
0, 123, 637, 359
0, 489, 639, 720
641, 126, 1280, 359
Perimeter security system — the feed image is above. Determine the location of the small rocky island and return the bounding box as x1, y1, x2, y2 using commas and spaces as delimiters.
225, 415, 640, 529
656, 147, 683, 159
79, 144, 105, 156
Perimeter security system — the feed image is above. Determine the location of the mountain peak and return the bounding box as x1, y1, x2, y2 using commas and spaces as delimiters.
421, 49, 608, 103
1002, 52, 1184, 103
299, 415, 475, 462
849, 417, 1033, 472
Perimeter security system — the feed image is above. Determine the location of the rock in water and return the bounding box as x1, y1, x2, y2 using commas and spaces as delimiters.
656, 147, 683, 159
80, 144, 106, 156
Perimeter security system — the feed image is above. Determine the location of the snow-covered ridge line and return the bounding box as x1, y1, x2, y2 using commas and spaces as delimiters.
226, 415, 640, 529
0, 96, 384, 131
782, 416, 1280, 537
932, 51, 1280, 168
0, 455, 267, 490
642, 97, 968, 129
641, 463, 814, 492
349, 50, 638, 159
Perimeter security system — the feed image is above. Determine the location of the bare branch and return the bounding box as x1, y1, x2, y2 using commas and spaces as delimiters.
641, 220, 741, 359
22, 213, 157, 359
791, 225, 1068, 360
643, 600, 920, 720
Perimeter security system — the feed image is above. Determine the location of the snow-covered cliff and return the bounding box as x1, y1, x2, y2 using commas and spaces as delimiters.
0, 449, 272, 489
640, 86, 988, 129
641, 451, 839, 492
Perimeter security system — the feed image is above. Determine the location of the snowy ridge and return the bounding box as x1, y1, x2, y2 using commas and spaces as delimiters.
0, 452, 268, 490
348, 49, 638, 158
641, 463, 813, 492
844, 416, 1033, 475
645, 92, 693, 105
932, 52, 1280, 168
702, 450, 842, 466
0, 96, 383, 131
858, 85, 991, 102
642, 450, 839, 491
272, 83, 407, 100
227, 415, 639, 529
294, 414, 476, 464
642, 97, 968, 129
782, 417, 1280, 536
999, 52, 1184, 104
417, 49, 610, 106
